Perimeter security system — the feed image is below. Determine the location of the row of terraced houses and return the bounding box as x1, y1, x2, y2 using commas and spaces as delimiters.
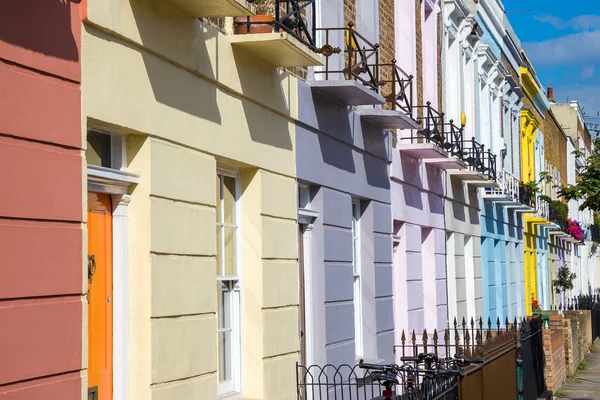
1, 0, 599, 399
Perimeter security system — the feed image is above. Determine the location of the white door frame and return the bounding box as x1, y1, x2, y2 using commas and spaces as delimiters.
88, 166, 138, 400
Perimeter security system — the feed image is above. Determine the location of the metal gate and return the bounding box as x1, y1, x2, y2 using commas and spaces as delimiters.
517, 316, 545, 400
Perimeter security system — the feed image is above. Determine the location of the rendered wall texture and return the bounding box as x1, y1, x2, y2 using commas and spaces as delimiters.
0, 1, 84, 397
83, 1, 300, 398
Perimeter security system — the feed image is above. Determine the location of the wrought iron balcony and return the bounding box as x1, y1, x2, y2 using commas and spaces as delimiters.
309, 23, 385, 106
380, 60, 414, 116
310, 24, 417, 129
447, 137, 498, 186
397, 103, 467, 169
231, 0, 323, 67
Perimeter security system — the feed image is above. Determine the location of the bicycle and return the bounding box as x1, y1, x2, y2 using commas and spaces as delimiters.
359, 353, 483, 400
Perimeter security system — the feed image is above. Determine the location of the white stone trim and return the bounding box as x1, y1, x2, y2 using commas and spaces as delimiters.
87, 165, 140, 195
111, 194, 131, 400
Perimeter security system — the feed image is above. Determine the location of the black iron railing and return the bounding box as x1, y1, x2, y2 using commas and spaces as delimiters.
482, 149, 497, 181
555, 295, 600, 343
380, 60, 414, 116
518, 183, 537, 209
296, 362, 459, 400
462, 137, 485, 174
235, 0, 319, 50
518, 316, 545, 400
399, 103, 467, 160
548, 206, 568, 232
591, 225, 600, 243
314, 23, 380, 91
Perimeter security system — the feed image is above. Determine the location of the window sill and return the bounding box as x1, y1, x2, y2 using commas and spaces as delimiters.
356, 356, 384, 365
219, 393, 247, 400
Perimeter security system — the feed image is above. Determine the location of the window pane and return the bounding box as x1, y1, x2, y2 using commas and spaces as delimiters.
216, 225, 223, 276
86, 131, 112, 168
216, 175, 222, 223
218, 330, 232, 382
223, 176, 236, 224
224, 226, 236, 276
218, 282, 231, 329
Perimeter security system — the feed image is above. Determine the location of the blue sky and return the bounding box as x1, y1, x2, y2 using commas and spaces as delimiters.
502, 1, 600, 118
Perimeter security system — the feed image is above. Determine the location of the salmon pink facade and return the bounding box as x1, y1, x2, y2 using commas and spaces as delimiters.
0, 1, 84, 398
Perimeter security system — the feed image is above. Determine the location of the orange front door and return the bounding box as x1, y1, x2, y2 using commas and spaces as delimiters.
88, 192, 113, 400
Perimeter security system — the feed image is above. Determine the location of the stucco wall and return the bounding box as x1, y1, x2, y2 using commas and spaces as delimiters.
296, 74, 394, 366
445, 178, 483, 322
83, 1, 301, 398
0, 1, 84, 397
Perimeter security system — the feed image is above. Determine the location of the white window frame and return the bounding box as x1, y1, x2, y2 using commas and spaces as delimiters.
216, 169, 242, 397
352, 200, 363, 358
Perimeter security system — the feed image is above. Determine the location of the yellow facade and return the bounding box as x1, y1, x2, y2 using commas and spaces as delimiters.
83, 1, 301, 398
521, 109, 540, 314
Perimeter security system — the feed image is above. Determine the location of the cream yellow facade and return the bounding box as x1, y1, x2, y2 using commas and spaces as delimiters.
82, 1, 301, 398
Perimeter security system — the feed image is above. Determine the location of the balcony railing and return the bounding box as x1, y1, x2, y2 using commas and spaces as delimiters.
313, 24, 414, 115
548, 206, 568, 232
399, 102, 469, 158
590, 225, 600, 243
234, 0, 318, 50
518, 183, 536, 209
536, 195, 549, 220
486, 170, 519, 201
482, 148, 497, 181
380, 60, 413, 115
314, 23, 380, 90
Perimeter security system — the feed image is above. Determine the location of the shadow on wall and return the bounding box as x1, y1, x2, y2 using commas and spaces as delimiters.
313, 91, 355, 173
450, 177, 466, 222
426, 165, 443, 216
0, 0, 79, 61
495, 203, 506, 236
401, 156, 423, 210
468, 186, 480, 226
130, 0, 222, 126
233, 47, 293, 150
484, 202, 496, 234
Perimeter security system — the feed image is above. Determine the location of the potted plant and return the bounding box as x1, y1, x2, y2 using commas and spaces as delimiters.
234, 1, 276, 34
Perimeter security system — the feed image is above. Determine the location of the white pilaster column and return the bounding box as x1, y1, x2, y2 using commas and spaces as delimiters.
112, 194, 131, 400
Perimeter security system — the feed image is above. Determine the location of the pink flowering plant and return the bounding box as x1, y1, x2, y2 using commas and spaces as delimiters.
567, 218, 584, 241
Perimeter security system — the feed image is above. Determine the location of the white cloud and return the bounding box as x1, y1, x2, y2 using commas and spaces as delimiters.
533, 14, 565, 29
533, 14, 600, 31
570, 15, 600, 31
523, 30, 600, 66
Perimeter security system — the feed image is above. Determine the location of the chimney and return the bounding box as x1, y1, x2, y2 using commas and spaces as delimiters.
547, 86, 555, 103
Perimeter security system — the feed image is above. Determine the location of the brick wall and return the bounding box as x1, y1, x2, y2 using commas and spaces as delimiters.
344, 0, 356, 27
415, 0, 423, 118
437, 12, 443, 113
563, 310, 592, 375
379, 0, 395, 109
543, 313, 567, 391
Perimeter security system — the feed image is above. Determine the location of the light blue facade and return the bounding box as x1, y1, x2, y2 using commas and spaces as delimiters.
478, 9, 525, 322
